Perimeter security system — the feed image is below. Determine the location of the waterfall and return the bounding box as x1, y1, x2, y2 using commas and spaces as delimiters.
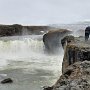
0, 35, 64, 90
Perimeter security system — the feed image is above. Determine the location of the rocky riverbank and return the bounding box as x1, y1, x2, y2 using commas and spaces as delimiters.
44, 36, 90, 90
0, 24, 50, 36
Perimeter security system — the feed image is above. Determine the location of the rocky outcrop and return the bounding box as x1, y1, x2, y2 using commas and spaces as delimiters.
62, 39, 90, 73
50, 61, 90, 90
0, 24, 50, 36
43, 29, 72, 53
0, 24, 22, 36
44, 36, 90, 90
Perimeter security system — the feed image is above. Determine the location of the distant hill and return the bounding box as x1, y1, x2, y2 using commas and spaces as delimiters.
75, 21, 90, 25
49, 21, 90, 31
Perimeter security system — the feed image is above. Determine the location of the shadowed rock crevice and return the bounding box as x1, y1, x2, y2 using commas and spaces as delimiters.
1, 78, 13, 84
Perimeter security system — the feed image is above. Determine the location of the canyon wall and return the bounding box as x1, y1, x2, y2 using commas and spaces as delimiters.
43, 30, 72, 53
44, 36, 90, 90
0, 24, 50, 36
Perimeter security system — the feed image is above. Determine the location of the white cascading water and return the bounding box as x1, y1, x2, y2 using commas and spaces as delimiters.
0, 35, 63, 90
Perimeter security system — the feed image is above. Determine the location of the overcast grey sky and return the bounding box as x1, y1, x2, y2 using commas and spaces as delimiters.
0, 0, 90, 25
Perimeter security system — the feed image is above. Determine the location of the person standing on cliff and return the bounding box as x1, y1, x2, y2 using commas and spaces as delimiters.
85, 26, 90, 41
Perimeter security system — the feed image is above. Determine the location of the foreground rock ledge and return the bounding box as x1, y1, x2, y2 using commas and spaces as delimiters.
49, 61, 90, 90
44, 36, 90, 90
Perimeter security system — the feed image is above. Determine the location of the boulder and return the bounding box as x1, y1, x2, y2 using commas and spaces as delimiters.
62, 42, 90, 73
0, 24, 22, 36
1, 78, 13, 84
43, 86, 53, 90
0, 24, 50, 36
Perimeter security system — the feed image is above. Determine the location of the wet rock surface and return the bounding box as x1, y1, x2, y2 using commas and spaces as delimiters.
0, 24, 50, 36
44, 35, 90, 90
1, 78, 13, 84
43, 86, 53, 90
45, 61, 90, 90
62, 36, 90, 73
51, 61, 90, 90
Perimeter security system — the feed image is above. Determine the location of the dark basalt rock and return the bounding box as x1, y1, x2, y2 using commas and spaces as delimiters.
1, 78, 13, 84
49, 61, 90, 90
62, 43, 90, 73
64, 69, 73, 76
43, 35, 90, 90
43, 86, 53, 90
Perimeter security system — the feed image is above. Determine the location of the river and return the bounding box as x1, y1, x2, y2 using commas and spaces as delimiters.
0, 35, 63, 90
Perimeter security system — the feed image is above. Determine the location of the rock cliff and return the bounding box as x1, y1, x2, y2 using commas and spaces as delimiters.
43, 29, 72, 53
0, 24, 50, 36
44, 36, 90, 90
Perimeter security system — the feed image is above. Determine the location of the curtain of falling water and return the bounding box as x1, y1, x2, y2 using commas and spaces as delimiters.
0, 35, 64, 90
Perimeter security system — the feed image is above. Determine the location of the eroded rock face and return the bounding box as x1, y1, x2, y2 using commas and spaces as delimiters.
0, 24, 50, 36
52, 61, 90, 90
44, 35, 90, 90
43, 29, 71, 53
0, 24, 22, 36
62, 44, 90, 73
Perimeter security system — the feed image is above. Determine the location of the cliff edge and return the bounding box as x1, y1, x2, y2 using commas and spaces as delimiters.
44, 36, 90, 90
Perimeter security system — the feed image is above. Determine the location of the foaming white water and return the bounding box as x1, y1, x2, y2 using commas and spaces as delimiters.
0, 39, 43, 55
0, 36, 43, 65
0, 35, 64, 90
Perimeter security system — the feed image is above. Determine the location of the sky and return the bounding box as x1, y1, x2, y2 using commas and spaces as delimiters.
0, 0, 90, 25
